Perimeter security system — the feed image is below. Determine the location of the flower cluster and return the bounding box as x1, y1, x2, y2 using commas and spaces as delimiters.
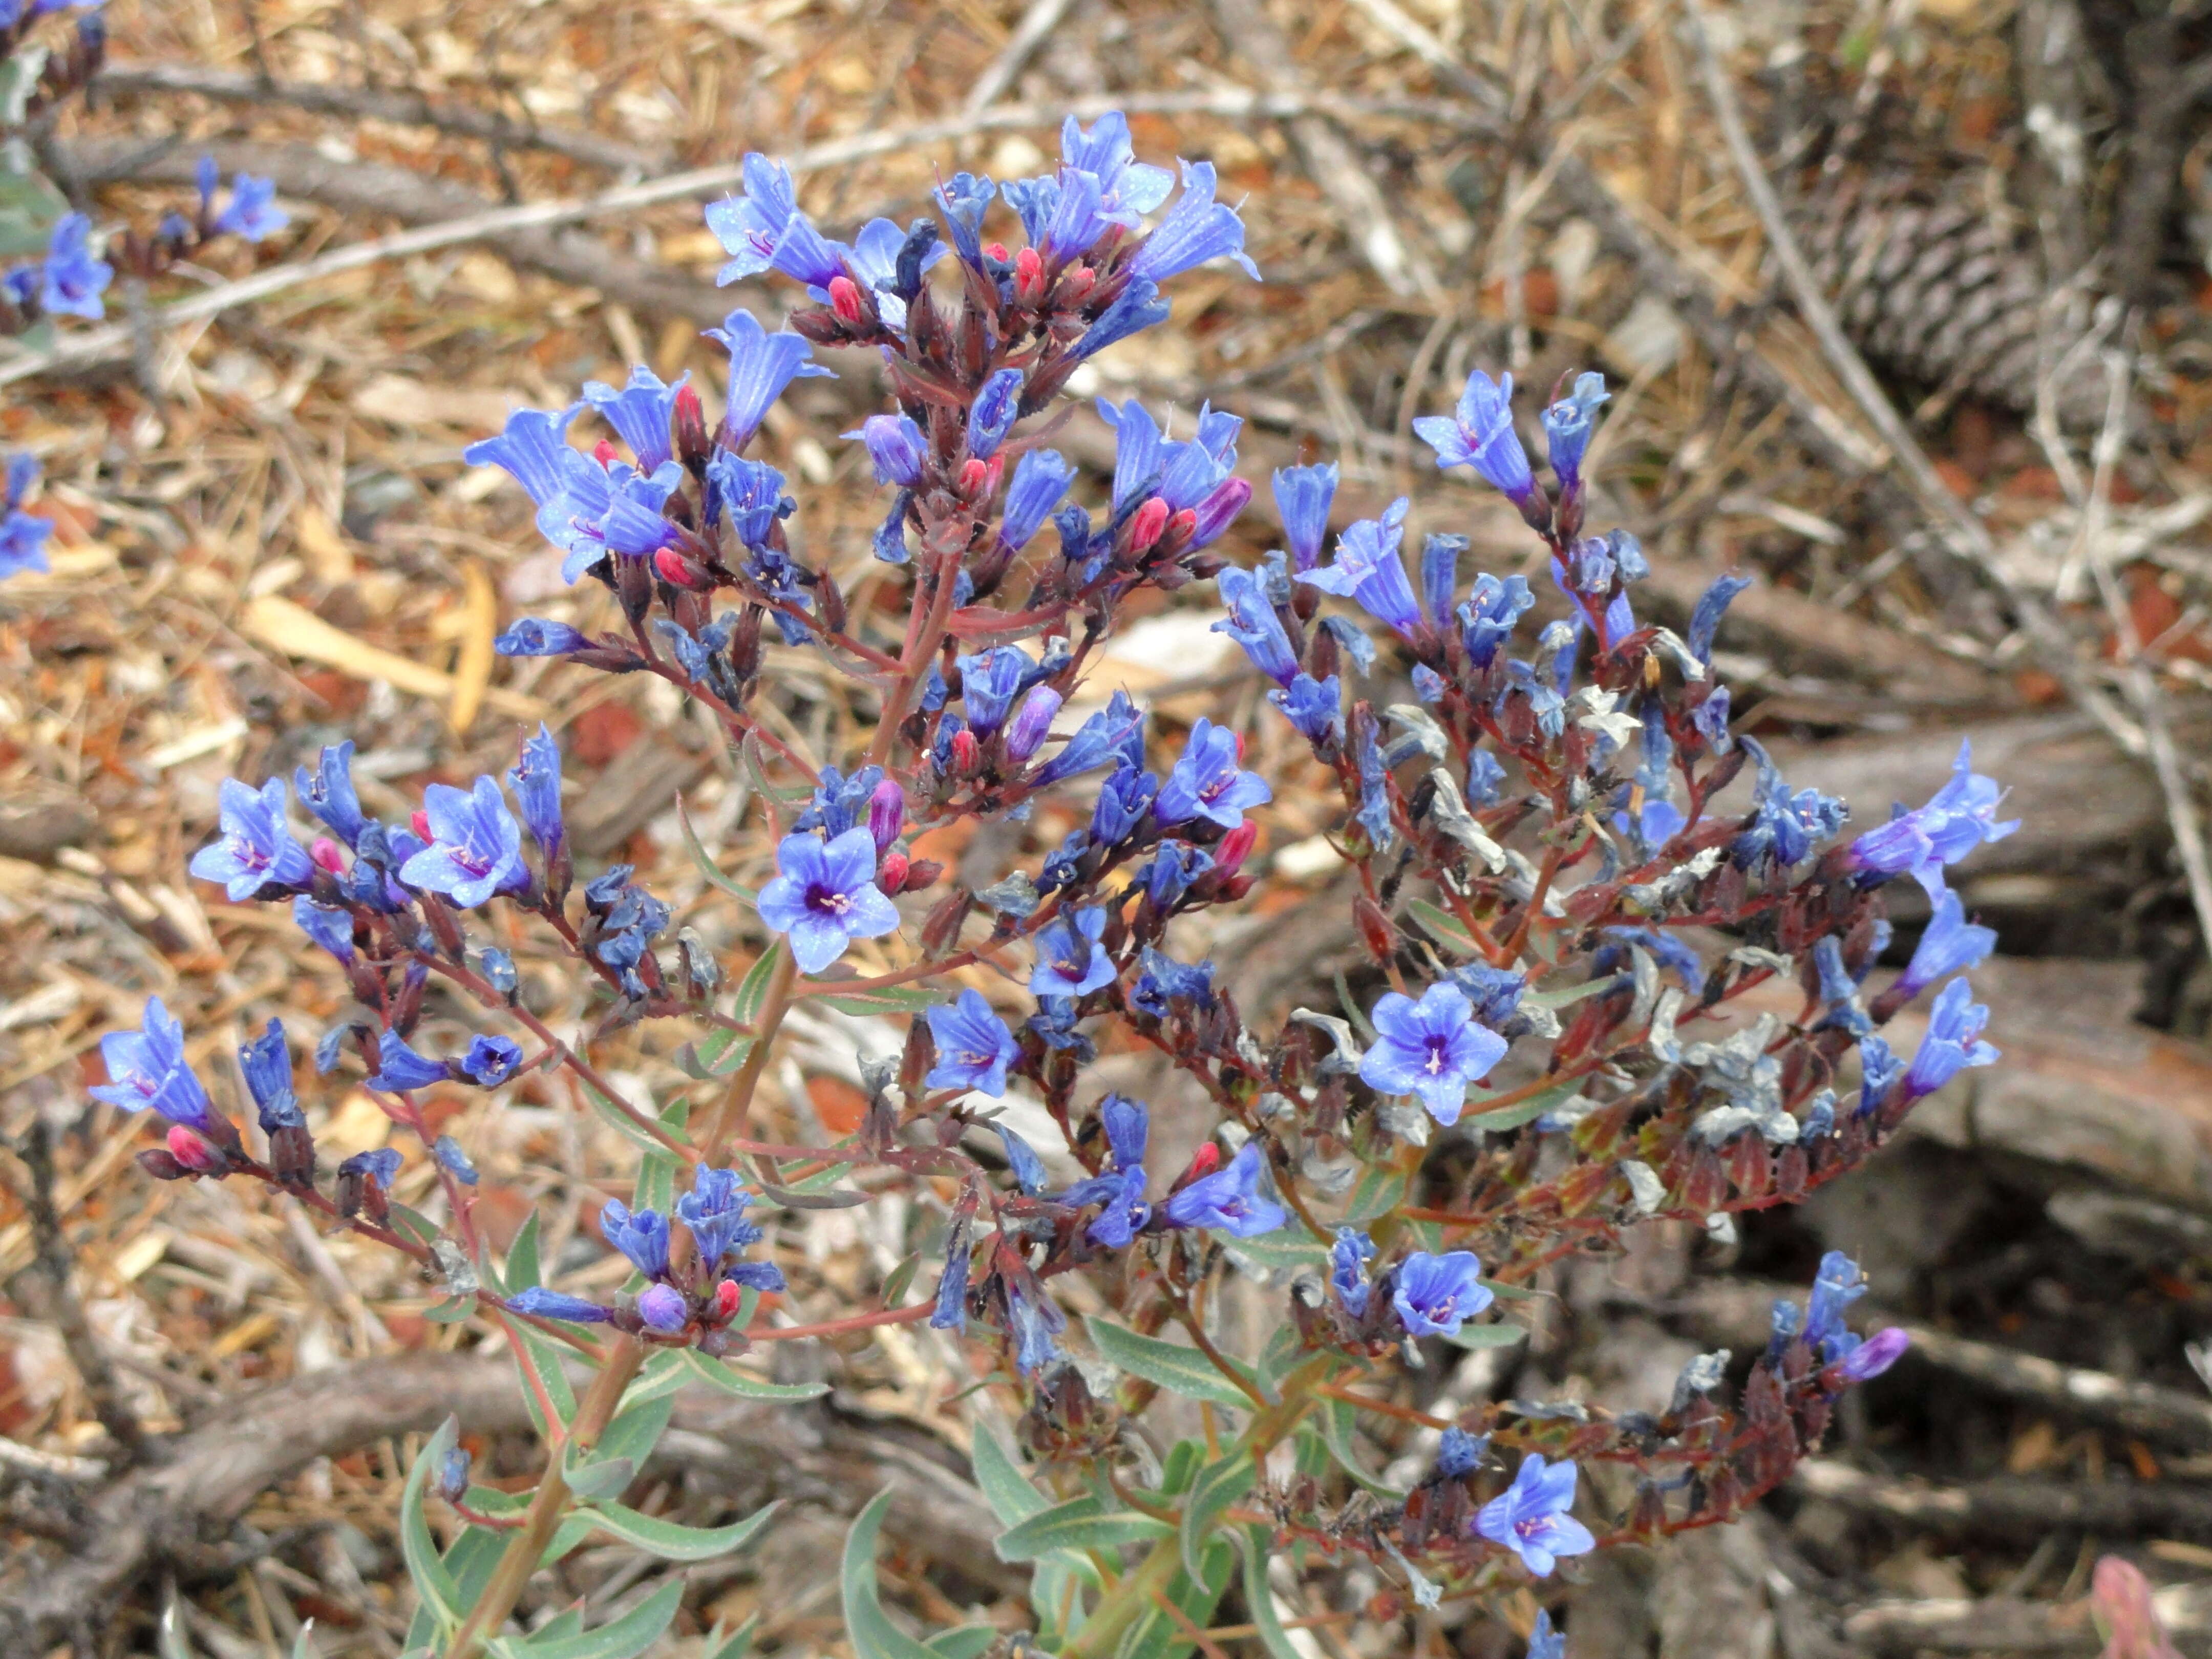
91, 112, 1997, 1656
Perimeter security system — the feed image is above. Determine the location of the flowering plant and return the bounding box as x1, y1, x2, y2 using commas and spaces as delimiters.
96, 111, 2014, 1658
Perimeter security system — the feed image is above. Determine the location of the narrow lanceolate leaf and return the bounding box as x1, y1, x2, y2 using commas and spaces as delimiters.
1180, 1449, 1257, 1580
732, 938, 785, 1024
682, 1349, 831, 1401
507, 1579, 682, 1659
1459, 1076, 1584, 1135
993, 1494, 1174, 1563
678, 794, 757, 904
1087, 1320, 1259, 1412
1407, 897, 1483, 957
582, 1498, 775, 1563
1442, 1319, 1529, 1352
842, 1488, 939, 1659
1344, 1161, 1411, 1225
507, 1322, 580, 1438
1239, 1527, 1306, 1659
504, 1208, 543, 1292
398, 1417, 465, 1630
1317, 1394, 1406, 1498
968, 1426, 1049, 1528
560, 1452, 636, 1502
921, 1629, 998, 1659
702, 1614, 759, 1659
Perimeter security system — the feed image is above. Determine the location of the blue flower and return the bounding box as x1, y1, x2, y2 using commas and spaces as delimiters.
1131, 160, 1259, 282
1091, 764, 1158, 846
927, 989, 1021, 1097
1419, 533, 1464, 627
1006, 1277, 1066, 1374
1444, 962, 1527, 1028
1353, 716, 1394, 850
756, 828, 901, 974
1465, 749, 1506, 806
1071, 275, 1171, 360
1296, 499, 1424, 640
240, 1019, 301, 1132
92, 998, 216, 1133
1895, 885, 1995, 1001
37, 214, 112, 320
1101, 1093, 1149, 1169
1157, 406, 1243, 511
341, 1147, 401, 1194
797, 764, 887, 840
1903, 976, 1998, 1098
1, 455, 51, 581
457, 1035, 522, 1087
1688, 571, 1753, 665
1691, 685, 1733, 753
432, 1134, 479, 1185
1802, 1250, 1866, 1356
1215, 565, 1300, 686
956, 645, 1032, 735
1528, 1610, 1565, 1659
705, 308, 835, 448
1601, 927, 1707, 995
1391, 1250, 1494, 1337
677, 1167, 765, 1269
1272, 462, 1337, 571
1459, 572, 1534, 667
637, 1283, 688, 1333
209, 172, 287, 241
1006, 686, 1061, 762
705, 153, 847, 289
398, 777, 527, 907
966, 368, 1025, 460
293, 896, 354, 963
463, 404, 582, 508
1030, 689, 1145, 786
1359, 982, 1508, 1124
507, 724, 565, 855
189, 776, 314, 901
1846, 739, 2019, 896
705, 452, 788, 553
583, 366, 687, 472
1129, 949, 1214, 1017
1154, 717, 1271, 830
293, 740, 367, 848
479, 947, 518, 998
1077, 1167, 1152, 1249
1541, 371, 1608, 491
365, 1029, 450, 1093
1059, 111, 1175, 216
931, 1209, 973, 1331
1436, 1425, 1486, 1479
847, 412, 926, 487
1160, 1141, 1285, 1236
994, 1123, 1049, 1195
601, 1200, 672, 1280
507, 1287, 614, 1324
1141, 841, 1213, 909
1003, 450, 1073, 548
1731, 738, 1846, 873
1475, 1454, 1596, 1578
843, 216, 945, 326
1837, 1326, 1910, 1380
1272, 672, 1343, 746
933, 172, 995, 264
1857, 1034, 1902, 1118
1031, 907, 1117, 998
1331, 1227, 1376, 1317
1415, 369, 1536, 507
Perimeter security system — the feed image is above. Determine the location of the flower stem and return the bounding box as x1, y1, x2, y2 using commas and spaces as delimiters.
696, 946, 797, 1168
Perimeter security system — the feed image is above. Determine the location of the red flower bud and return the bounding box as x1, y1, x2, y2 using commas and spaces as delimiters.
713, 1278, 745, 1322
673, 382, 709, 467
877, 849, 910, 892
1060, 265, 1097, 304
592, 438, 620, 466
828, 274, 865, 325
951, 729, 981, 773
1130, 496, 1169, 552
166, 1123, 225, 1175
1014, 246, 1046, 304
1352, 895, 1397, 965
1215, 822, 1259, 878
411, 808, 432, 843
1174, 1142, 1222, 1188
310, 837, 347, 874
985, 242, 1010, 263
1166, 507, 1197, 545
653, 545, 714, 590
957, 457, 989, 497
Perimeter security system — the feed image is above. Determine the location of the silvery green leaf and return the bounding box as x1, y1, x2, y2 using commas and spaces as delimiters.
1648, 626, 1707, 679
1287, 1007, 1362, 1073
1087, 1320, 1258, 1411
1426, 769, 1507, 872
581, 1498, 775, 1563
507, 1579, 681, 1659
431, 1238, 479, 1296
974, 870, 1040, 917
1384, 704, 1448, 762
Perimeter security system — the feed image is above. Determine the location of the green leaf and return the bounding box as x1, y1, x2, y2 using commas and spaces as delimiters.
994, 1494, 1174, 1563
703, 1615, 758, 1659
505, 1210, 543, 1293
582, 1498, 775, 1563
732, 939, 786, 1023
678, 1028, 754, 1080
1480, 1275, 1542, 1302
507, 1323, 579, 1438
1115, 1536, 1233, 1659
621, 1348, 692, 1408
678, 795, 757, 904
682, 1349, 831, 1402
1526, 975, 1619, 1010
423, 1295, 476, 1325
1255, 1323, 1307, 1393
399, 1417, 466, 1631
1032, 1556, 1089, 1645
842, 1488, 939, 1659
584, 1084, 690, 1155
561, 1451, 636, 1502
923, 1630, 998, 1659
969, 1426, 1049, 1528
1214, 1228, 1328, 1281
1442, 1319, 1529, 1351
1459, 1076, 1584, 1134
1238, 1527, 1305, 1659
596, 1391, 674, 1476
631, 1101, 691, 1219
508, 1579, 682, 1659
1316, 1395, 1405, 1497
1407, 897, 1482, 956
821, 982, 947, 1016
1088, 1321, 1258, 1412
881, 1250, 922, 1309
290, 1625, 325, 1659
388, 1204, 443, 1249
1179, 1449, 1256, 1580
1345, 1162, 1410, 1224
1160, 1437, 1204, 1498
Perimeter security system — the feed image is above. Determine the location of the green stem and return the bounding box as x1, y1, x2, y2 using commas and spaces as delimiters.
696, 947, 798, 1168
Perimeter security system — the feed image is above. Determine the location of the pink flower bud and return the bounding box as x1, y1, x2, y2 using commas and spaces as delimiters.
829, 274, 865, 325
957, 457, 989, 497
410, 808, 432, 842
592, 438, 620, 466
310, 837, 347, 874
166, 1123, 225, 1175
653, 545, 713, 590
1130, 496, 1169, 552
713, 1278, 744, 1322
1014, 246, 1046, 304
867, 778, 906, 850
877, 849, 909, 892
951, 729, 981, 773
1215, 821, 1259, 878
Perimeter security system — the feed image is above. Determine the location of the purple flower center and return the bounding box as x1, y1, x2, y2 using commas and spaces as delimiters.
806, 882, 853, 916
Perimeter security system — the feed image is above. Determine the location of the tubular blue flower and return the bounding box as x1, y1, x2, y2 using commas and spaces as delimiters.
1528, 1610, 1565, 1659
1030, 690, 1146, 786
843, 216, 944, 326
1003, 450, 1074, 548
432, 1134, 479, 1185
1475, 1454, 1596, 1578
1459, 571, 1535, 667
1331, 1227, 1376, 1317
956, 646, 1032, 735
583, 366, 687, 472
933, 171, 995, 264
341, 1147, 401, 1193
994, 1123, 1049, 1195
1903, 976, 1999, 1098
1857, 1034, 1902, 1117
1079, 1167, 1151, 1249
1895, 885, 1996, 1000
457, 1035, 522, 1087
195, 154, 220, 214
593, 462, 687, 560
1838, 1326, 1910, 1380
1141, 841, 1213, 909
1, 454, 52, 581
847, 412, 926, 487
1158, 406, 1242, 511
706, 308, 835, 448
1271, 672, 1342, 746
1060, 111, 1175, 215
1541, 371, 1608, 491
601, 1200, 672, 1280
38, 214, 111, 320
931, 1209, 972, 1331
756, 828, 902, 974
1031, 907, 1117, 999
292, 896, 354, 963
927, 989, 1022, 1097
1687, 572, 1753, 665
240, 1019, 301, 1132
365, 1029, 449, 1092
1391, 1250, 1495, 1337
190, 777, 314, 901
507, 724, 565, 855
1436, 1426, 1486, 1480
1296, 499, 1424, 640
399, 777, 527, 907
507, 1287, 614, 1324
1359, 982, 1509, 1125
705, 153, 847, 289
1272, 461, 1338, 571
210, 172, 287, 241
1102, 1094, 1149, 1168
1130, 949, 1214, 1018
294, 740, 367, 847
1160, 1141, 1285, 1236
1005, 686, 1062, 763
966, 368, 1025, 460
1414, 369, 1537, 507
721, 1259, 787, 1296
677, 1167, 764, 1269
1420, 533, 1464, 627
1846, 739, 2020, 895
1101, 397, 1165, 513
1601, 926, 1707, 995
1071, 274, 1170, 360
1731, 738, 1847, 873
463, 404, 582, 508
637, 1283, 688, 1333
1131, 159, 1260, 282
1215, 565, 1299, 685
1802, 1250, 1867, 1354
93, 998, 216, 1132
1692, 685, 1733, 753
1154, 717, 1271, 830
704, 454, 788, 554
1353, 716, 1393, 849
1006, 1277, 1066, 1374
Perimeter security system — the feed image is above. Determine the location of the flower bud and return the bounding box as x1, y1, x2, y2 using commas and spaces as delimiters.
637, 1282, 689, 1334
1013, 245, 1047, 304
653, 544, 714, 590
1187, 476, 1251, 548
1060, 265, 1097, 305
1835, 1326, 1910, 1381
829, 274, 865, 325
1130, 496, 1169, 553
1005, 685, 1061, 762
1214, 821, 1259, 878
919, 887, 973, 955
309, 837, 347, 875
437, 1446, 472, 1505
136, 1147, 191, 1181
166, 1123, 226, 1176
674, 382, 709, 469
877, 849, 910, 893
901, 858, 944, 893
592, 438, 621, 467
712, 1277, 745, 1323
864, 779, 905, 851
951, 728, 982, 774
411, 808, 432, 842
957, 457, 989, 497
268, 1123, 316, 1187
